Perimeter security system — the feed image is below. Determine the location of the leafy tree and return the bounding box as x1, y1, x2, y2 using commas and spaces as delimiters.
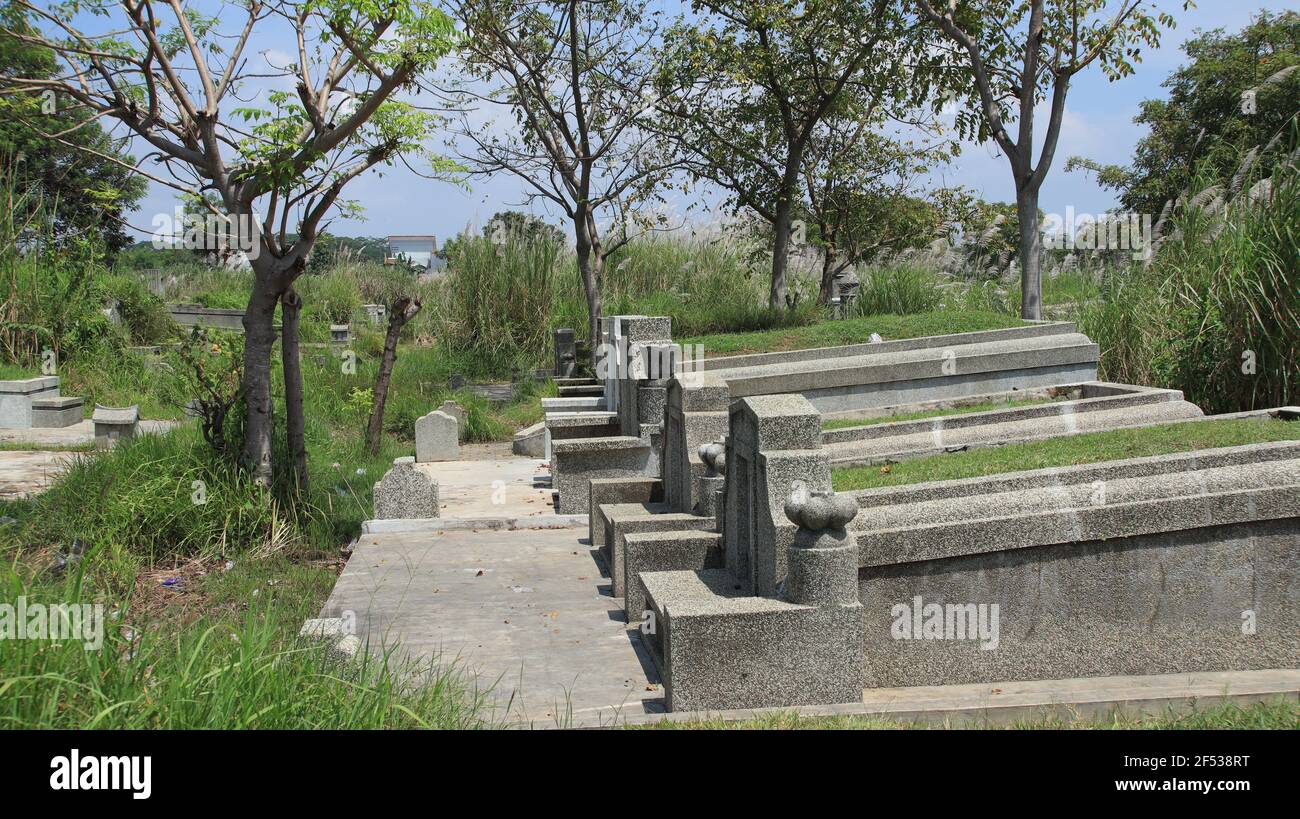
914, 0, 1184, 319
0, 1, 145, 255
657, 0, 944, 309
449, 0, 678, 359
801, 115, 956, 303
0, 0, 460, 486
1069, 10, 1300, 215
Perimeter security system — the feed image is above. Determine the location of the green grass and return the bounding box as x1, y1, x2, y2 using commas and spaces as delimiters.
642, 698, 1299, 729
832, 417, 1300, 491
822, 396, 1054, 430
680, 310, 1026, 357
0, 554, 490, 729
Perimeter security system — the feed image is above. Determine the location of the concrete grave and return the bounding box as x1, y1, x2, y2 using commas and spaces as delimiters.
168, 304, 246, 332
31, 396, 83, 428
633, 390, 1300, 712
822, 382, 1205, 467
550, 316, 675, 513
850, 439, 1300, 687
415, 409, 459, 462
92, 404, 139, 449
0, 376, 61, 428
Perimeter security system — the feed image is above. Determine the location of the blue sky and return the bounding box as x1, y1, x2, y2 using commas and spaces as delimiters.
123, 1, 1294, 243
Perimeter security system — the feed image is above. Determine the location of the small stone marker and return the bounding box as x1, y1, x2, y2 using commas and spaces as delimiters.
437, 400, 467, 438
554, 328, 577, 377
415, 409, 459, 462
329, 324, 350, 345
362, 303, 386, 326
372, 456, 440, 519
92, 404, 139, 449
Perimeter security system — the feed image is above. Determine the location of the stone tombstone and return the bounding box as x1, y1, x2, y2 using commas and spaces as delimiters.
363, 303, 386, 326
0, 375, 60, 429
329, 324, 350, 345
614, 316, 673, 437
141, 268, 164, 297
724, 394, 829, 597
372, 457, 440, 519
92, 404, 139, 450
554, 328, 577, 377
437, 400, 466, 432
415, 409, 459, 462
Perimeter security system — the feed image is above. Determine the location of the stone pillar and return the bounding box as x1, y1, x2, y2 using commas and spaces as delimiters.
724, 395, 828, 596
553, 328, 576, 377
783, 489, 860, 606
663, 374, 730, 514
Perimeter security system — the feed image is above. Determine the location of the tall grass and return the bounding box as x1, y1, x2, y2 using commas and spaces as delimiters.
850, 265, 943, 316
0, 566, 488, 729
1079, 158, 1298, 412
0, 164, 173, 366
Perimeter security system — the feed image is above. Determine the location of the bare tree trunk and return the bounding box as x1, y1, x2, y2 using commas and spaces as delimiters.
770, 196, 794, 310
574, 213, 603, 367
817, 242, 839, 306
280, 288, 308, 493
365, 297, 422, 455
1016, 188, 1043, 320
241, 273, 281, 484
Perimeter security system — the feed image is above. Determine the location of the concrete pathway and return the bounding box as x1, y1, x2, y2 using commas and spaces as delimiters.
0, 420, 177, 499
0, 418, 175, 448
323, 525, 662, 726
0, 450, 79, 499
415, 454, 556, 519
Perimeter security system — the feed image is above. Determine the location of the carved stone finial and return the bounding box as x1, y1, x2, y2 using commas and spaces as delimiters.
698, 441, 726, 477
784, 489, 858, 532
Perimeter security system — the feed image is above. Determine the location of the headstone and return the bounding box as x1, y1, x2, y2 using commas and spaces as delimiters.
363, 303, 386, 326
554, 328, 576, 377
329, 324, 350, 345
437, 400, 466, 436
372, 457, 440, 519
415, 410, 459, 462
92, 404, 139, 449
141, 268, 164, 297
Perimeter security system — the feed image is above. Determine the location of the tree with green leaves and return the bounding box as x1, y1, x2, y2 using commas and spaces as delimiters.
914, 0, 1185, 319
655, 0, 943, 309
801, 114, 956, 303
1067, 10, 1299, 217
0, 0, 460, 486
0, 1, 145, 255
448, 0, 679, 359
